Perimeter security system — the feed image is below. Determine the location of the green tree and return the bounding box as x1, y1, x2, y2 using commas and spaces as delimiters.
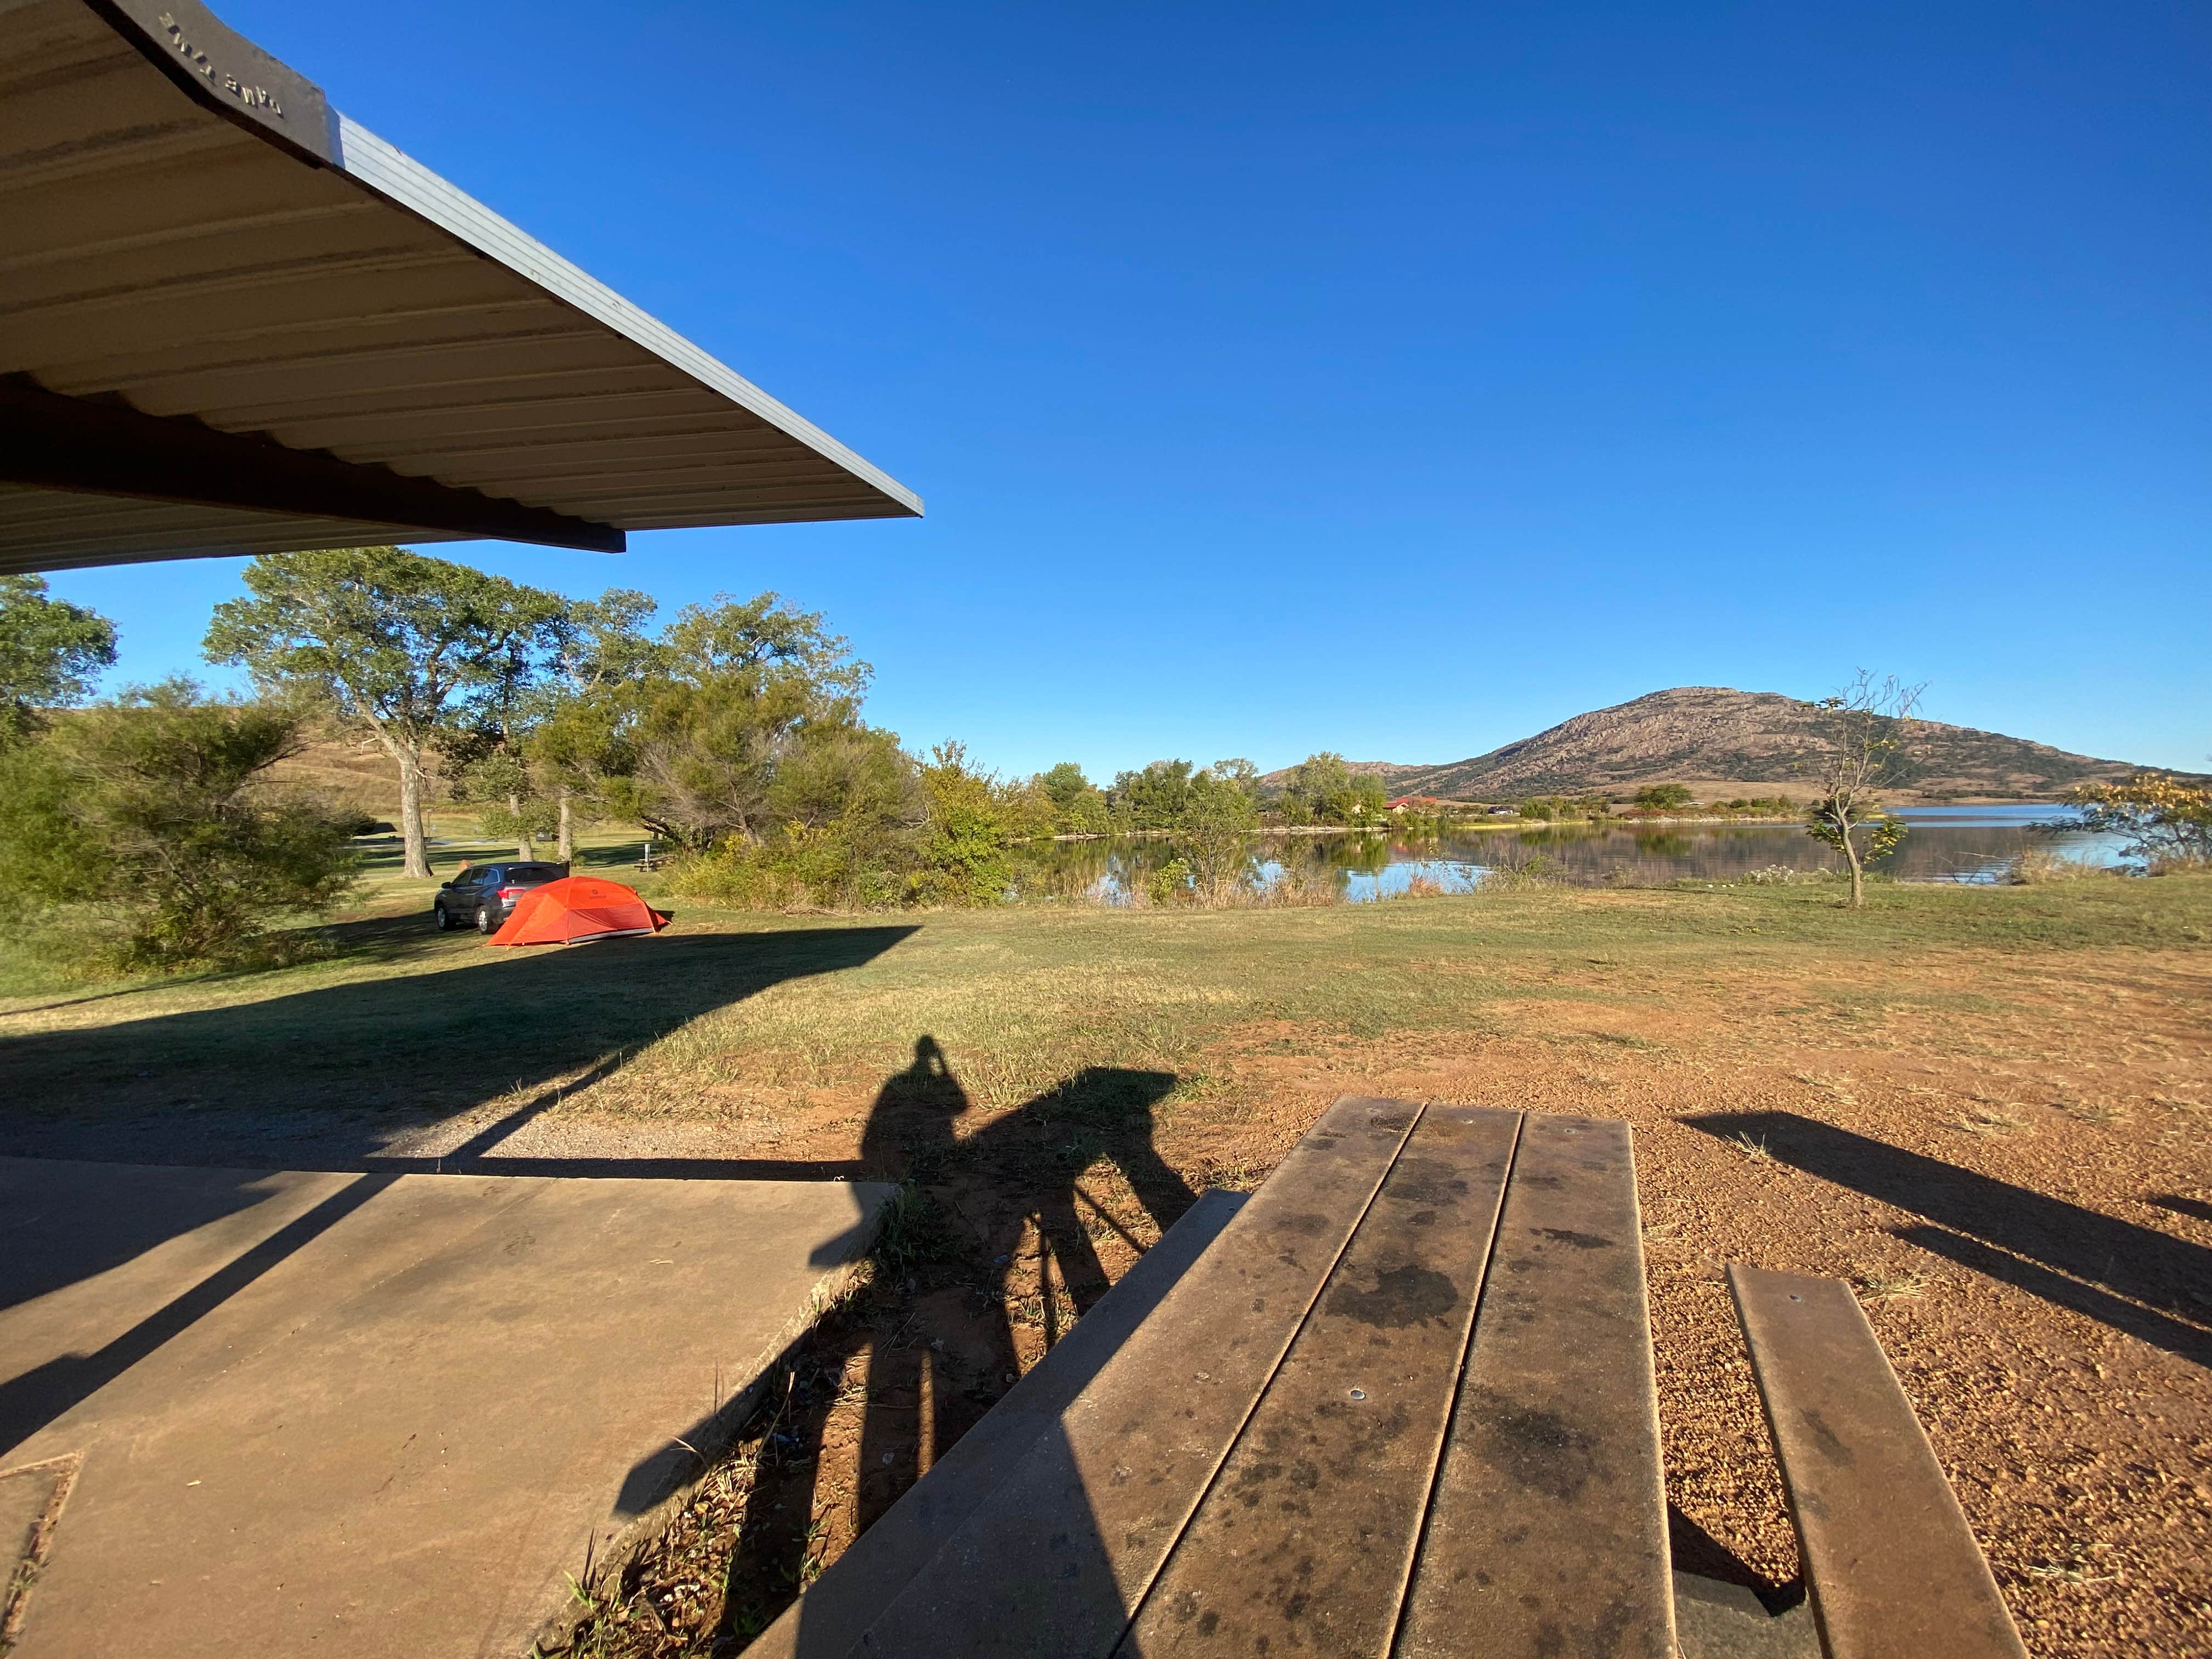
436, 580, 571, 859
1039, 761, 1110, 836
1110, 760, 1197, 831
1209, 757, 1261, 794
526, 589, 662, 861
1347, 770, 1387, 825
204, 548, 564, 878
0, 574, 117, 747
917, 742, 1014, 905
0, 680, 357, 968
1804, 672, 1923, 909
1178, 762, 1262, 902
613, 593, 873, 850
1633, 783, 1694, 811
1276, 752, 1385, 826
1280, 752, 1348, 824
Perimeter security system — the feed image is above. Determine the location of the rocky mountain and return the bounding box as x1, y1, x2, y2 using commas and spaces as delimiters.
1272, 687, 2160, 803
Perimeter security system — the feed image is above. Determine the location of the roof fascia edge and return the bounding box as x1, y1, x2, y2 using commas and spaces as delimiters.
86, 0, 341, 165
330, 115, 924, 520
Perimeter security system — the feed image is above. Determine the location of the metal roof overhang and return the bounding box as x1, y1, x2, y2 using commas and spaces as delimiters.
0, 0, 923, 575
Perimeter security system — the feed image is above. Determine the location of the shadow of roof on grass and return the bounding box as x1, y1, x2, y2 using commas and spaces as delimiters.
0, 924, 918, 1457
2, 926, 916, 1142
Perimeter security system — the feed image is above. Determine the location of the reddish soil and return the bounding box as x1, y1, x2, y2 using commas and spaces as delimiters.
568, 945, 2211, 1659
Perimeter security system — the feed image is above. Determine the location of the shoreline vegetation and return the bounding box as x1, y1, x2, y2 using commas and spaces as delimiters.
1046, 808, 1843, 840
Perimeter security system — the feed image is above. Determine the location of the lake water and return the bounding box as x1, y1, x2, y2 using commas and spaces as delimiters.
1020, 805, 2131, 905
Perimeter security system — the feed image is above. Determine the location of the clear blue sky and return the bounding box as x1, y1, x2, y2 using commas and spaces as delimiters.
50, 1, 2211, 776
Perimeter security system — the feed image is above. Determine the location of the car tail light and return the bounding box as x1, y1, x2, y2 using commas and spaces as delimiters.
498, 887, 523, 899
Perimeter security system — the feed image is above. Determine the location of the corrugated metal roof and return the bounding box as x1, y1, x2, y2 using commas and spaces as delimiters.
0, 0, 922, 574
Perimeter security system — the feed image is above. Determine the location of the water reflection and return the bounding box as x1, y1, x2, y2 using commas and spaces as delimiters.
1010, 806, 2129, 905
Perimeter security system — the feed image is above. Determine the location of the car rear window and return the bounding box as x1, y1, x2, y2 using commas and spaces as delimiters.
508, 865, 563, 883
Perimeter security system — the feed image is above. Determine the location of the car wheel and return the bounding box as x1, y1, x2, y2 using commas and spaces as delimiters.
433, 902, 454, 931
475, 905, 495, 934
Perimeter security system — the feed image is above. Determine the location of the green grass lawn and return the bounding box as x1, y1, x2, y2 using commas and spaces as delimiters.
3, 867, 2203, 1136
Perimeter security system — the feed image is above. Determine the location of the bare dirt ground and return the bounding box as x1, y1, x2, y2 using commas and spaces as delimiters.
562, 929, 2211, 1658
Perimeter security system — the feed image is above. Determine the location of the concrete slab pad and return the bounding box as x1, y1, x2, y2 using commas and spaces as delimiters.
1, 1159, 364, 1453
0, 1158, 893, 1658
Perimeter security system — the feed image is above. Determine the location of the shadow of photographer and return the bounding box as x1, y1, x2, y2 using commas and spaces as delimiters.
710, 1040, 1194, 1643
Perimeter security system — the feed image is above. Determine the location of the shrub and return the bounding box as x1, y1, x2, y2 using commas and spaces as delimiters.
332, 810, 397, 838
665, 739, 1027, 910
0, 681, 359, 970
1481, 851, 1561, 889
1144, 856, 1194, 906
915, 742, 1015, 905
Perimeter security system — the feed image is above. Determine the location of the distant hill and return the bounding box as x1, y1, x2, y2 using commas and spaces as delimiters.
268, 730, 423, 815
1265, 687, 2169, 803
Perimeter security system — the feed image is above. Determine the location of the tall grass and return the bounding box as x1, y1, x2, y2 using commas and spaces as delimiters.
2007, 848, 2114, 885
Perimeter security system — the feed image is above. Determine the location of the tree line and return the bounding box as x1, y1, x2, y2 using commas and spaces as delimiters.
0, 550, 1406, 962
8, 560, 2202, 964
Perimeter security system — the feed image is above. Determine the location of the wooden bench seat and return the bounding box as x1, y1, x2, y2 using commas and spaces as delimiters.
1727, 1265, 2028, 1659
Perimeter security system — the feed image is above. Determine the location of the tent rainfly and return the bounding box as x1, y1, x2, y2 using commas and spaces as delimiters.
0, 0, 922, 575
486, 877, 670, 947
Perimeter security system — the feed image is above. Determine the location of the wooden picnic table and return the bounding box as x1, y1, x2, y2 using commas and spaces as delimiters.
759, 1096, 2024, 1659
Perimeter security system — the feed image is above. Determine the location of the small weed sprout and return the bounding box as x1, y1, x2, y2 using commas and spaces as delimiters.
1741, 865, 1803, 886
2060, 1098, 2128, 1126
870, 1182, 960, 1274
2025, 1558, 2119, 1585
1728, 1132, 1773, 1162
1198, 1156, 1259, 1192
1958, 1107, 2030, 1138
1857, 1269, 1929, 1303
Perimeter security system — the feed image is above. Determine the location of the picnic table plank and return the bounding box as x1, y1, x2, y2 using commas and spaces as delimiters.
1396, 1113, 1674, 1659
1726, 1266, 2028, 1659
1120, 1106, 1521, 1657
842, 1096, 1423, 1657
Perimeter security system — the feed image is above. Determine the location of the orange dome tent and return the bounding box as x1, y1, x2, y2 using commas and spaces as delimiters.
484, 876, 670, 947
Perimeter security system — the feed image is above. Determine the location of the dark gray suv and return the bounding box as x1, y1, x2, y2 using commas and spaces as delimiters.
432, 861, 569, 933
